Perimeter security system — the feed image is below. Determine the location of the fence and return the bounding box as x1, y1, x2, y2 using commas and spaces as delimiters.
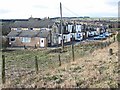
2, 36, 115, 86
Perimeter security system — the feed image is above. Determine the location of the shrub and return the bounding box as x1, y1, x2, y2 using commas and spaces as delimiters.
117, 33, 120, 42
1, 36, 8, 50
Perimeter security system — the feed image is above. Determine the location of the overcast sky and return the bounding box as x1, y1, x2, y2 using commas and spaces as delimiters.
0, 0, 119, 19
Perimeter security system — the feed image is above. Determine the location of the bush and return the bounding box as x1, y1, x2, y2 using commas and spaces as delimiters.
117, 33, 120, 42
1, 36, 8, 50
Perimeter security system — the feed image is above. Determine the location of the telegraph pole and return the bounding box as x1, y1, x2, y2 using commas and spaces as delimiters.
60, 2, 64, 51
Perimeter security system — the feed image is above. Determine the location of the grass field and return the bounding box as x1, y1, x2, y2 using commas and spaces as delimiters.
1, 34, 119, 88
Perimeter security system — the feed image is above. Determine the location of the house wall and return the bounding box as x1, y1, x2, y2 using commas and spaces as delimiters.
51, 33, 58, 46
58, 34, 71, 44
39, 38, 47, 48
11, 28, 41, 31
11, 28, 29, 30
63, 34, 71, 42
96, 28, 101, 35
58, 36, 62, 44
82, 31, 89, 39
76, 25, 81, 32
9, 37, 43, 47
68, 24, 73, 33
21, 28, 29, 30
11, 28, 18, 30
33, 28, 40, 30
75, 32, 83, 40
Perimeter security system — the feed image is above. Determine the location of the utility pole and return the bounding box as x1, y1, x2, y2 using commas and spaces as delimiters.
60, 2, 64, 51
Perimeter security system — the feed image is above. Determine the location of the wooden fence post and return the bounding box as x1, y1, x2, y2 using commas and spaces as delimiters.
71, 44, 75, 61
35, 56, 38, 73
103, 42, 105, 48
98, 43, 100, 48
105, 42, 107, 47
2, 55, 5, 84
24, 45, 27, 49
109, 48, 113, 55
58, 54, 61, 66
100, 43, 103, 49
113, 36, 115, 42
34, 44, 37, 49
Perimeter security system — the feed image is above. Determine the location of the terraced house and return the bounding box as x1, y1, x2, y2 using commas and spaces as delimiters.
7, 17, 59, 48
7, 17, 108, 48
7, 17, 84, 48
7, 30, 50, 48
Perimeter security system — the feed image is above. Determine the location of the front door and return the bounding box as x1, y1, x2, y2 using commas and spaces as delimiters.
40, 38, 44, 47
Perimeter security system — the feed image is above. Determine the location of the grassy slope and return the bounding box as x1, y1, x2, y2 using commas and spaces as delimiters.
3, 42, 118, 88
1, 35, 119, 88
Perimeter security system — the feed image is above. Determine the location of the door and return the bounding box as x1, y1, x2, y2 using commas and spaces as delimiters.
40, 38, 45, 47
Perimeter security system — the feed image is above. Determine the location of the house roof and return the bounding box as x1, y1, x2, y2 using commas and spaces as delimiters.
7, 30, 50, 38
37, 30, 49, 38
18, 30, 40, 37
7, 30, 22, 37
10, 19, 55, 28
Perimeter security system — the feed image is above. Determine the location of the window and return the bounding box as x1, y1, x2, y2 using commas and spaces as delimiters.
11, 38, 15, 41
77, 34, 81, 38
41, 40, 43, 43
22, 37, 31, 42
30, 28, 33, 30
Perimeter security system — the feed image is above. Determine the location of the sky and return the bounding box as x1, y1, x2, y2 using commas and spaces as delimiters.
0, 0, 119, 19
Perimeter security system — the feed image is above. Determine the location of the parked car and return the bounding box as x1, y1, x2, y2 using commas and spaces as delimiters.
94, 34, 106, 40
102, 32, 112, 37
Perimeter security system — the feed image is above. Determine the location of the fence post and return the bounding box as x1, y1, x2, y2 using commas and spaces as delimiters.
34, 44, 37, 49
98, 43, 100, 49
109, 48, 113, 55
35, 56, 38, 73
58, 54, 61, 66
105, 42, 107, 47
100, 43, 103, 49
71, 44, 75, 61
113, 36, 115, 42
2, 55, 5, 84
24, 45, 27, 49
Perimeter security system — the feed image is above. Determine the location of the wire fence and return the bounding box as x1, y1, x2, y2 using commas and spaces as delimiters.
2, 36, 116, 86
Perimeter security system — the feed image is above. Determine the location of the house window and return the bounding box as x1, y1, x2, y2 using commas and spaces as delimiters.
11, 38, 15, 41
22, 37, 31, 42
77, 34, 81, 38
30, 28, 33, 30
41, 40, 43, 43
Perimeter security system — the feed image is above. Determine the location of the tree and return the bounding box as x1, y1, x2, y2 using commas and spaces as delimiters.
1, 36, 8, 50
2, 22, 11, 36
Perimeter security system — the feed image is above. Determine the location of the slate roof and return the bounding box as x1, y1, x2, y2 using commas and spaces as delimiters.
36, 30, 49, 38
18, 30, 40, 37
10, 19, 55, 28
7, 30, 22, 37
7, 30, 49, 38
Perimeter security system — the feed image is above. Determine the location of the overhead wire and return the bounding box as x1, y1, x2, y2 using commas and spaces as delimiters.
62, 4, 80, 17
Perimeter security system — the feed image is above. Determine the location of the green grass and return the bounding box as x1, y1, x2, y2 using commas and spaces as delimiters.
2, 39, 115, 87
117, 33, 120, 42
2, 41, 112, 71
112, 28, 120, 31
